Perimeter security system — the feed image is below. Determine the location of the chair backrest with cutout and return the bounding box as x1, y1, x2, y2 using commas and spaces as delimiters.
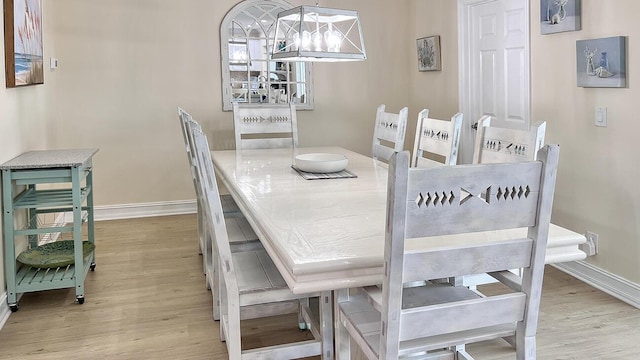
412, 109, 463, 168
472, 116, 547, 164
372, 104, 409, 162
233, 102, 298, 150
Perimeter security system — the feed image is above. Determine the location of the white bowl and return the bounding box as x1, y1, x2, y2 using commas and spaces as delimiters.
295, 153, 348, 173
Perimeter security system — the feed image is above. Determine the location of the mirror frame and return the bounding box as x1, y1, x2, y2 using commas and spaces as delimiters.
220, 0, 314, 111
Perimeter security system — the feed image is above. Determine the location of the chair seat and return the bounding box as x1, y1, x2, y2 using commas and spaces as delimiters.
360, 283, 480, 312
234, 249, 289, 293
226, 216, 262, 251
233, 249, 311, 308
339, 290, 517, 358
221, 194, 243, 217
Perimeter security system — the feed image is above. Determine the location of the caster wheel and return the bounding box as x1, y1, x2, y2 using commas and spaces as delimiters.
76, 296, 85, 304
9, 304, 19, 312
90, 263, 96, 271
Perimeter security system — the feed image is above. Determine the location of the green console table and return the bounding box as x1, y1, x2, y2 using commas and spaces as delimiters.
1, 149, 98, 312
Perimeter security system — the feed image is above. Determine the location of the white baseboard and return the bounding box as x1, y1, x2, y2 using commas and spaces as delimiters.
0, 292, 9, 331
63, 199, 197, 222
94, 199, 197, 221
553, 260, 640, 309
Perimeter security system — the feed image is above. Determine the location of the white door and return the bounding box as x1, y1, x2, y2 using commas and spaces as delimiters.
458, 0, 530, 163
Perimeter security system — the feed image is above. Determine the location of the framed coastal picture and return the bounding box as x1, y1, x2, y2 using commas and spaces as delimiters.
416, 35, 441, 71
3, 0, 44, 87
540, 0, 581, 35
576, 36, 626, 88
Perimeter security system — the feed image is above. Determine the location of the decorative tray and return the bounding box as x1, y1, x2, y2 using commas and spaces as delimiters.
17, 240, 95, 268
291, 166, 357, 180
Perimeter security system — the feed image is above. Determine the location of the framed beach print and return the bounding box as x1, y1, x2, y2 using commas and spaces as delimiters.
540, 0, 581, 35
417, 35, 441, 71
3, 0, 44, 87
576, 36, 626, 88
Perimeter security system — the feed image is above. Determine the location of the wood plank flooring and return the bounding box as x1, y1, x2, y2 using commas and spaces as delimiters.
0, 215, 637, 359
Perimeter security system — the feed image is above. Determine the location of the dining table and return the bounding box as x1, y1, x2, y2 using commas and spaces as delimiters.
211, 146, 586, 295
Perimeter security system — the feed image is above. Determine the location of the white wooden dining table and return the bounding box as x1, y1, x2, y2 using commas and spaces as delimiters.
211, 146, 587, 295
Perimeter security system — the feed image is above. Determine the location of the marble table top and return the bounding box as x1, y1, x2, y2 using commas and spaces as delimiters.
0, 149, 99, 170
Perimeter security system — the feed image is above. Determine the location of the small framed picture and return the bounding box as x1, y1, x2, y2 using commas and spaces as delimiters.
416, 35, 441, 71
576, 36, 626, 88
540, 0, 581, 35
3, 0, 44, 87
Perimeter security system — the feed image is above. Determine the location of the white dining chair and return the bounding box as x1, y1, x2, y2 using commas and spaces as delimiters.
178, 107, 245, 272
372, 104, 409, 163
412, 109, 463, 168
337, 146, 560, 359
178, 107, 243, 219
466, 116, 549, 289
232, 102, 298, 150
232, 101, 319, 331
472, 115, 547, 164
191, 127, 333, 359
179, 108, 262, 321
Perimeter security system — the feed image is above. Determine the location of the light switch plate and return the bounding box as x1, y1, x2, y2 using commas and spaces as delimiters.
595, 107, 607, 127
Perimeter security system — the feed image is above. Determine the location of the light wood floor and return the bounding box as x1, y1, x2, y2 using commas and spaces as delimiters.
0, 215, 638, 359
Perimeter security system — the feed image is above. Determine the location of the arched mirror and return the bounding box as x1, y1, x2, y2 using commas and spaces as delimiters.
221, 0, 313, 111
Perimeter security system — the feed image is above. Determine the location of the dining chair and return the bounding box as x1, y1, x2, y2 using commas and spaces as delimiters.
472, 115, 547, 164
178, 108, 243, 269
232, 102, 298, 150
412, 109, 463, 168
337, 146, 560, 359
232, 101, 316, 332
178, 107, 243, 219
191, 127, 333, 359
372, 104, 409, 163
467, 116, 548, 290
178, 108, 262, 320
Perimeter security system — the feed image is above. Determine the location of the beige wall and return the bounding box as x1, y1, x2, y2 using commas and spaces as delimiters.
408, 0, 639, 284
44, 0, 410, 206
408, 0, 459, 146
531, 0, 639, 283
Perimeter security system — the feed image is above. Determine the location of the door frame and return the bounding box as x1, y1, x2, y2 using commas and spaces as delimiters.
457, 0, 531, 163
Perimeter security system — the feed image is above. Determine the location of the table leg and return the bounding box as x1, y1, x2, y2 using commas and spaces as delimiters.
334, 288, 351, 360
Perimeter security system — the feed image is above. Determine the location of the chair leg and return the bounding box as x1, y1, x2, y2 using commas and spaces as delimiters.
320, 291, 334, 360
219, 276, 228, 342
516, 332, 536, 360
197, 201, 204, 256
456, 348, 474, 360
298, 298, 310, 330
222, 292, 242, 359
213, 259, 221, 321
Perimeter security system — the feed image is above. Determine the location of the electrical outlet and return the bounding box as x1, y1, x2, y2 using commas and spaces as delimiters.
585, 231, 599, 255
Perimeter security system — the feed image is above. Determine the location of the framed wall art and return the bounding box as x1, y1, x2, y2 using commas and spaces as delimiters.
3, 0, 44, 87
576, 36, 626, 88
416, 35, 441, 71
540, 0, 581, 35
